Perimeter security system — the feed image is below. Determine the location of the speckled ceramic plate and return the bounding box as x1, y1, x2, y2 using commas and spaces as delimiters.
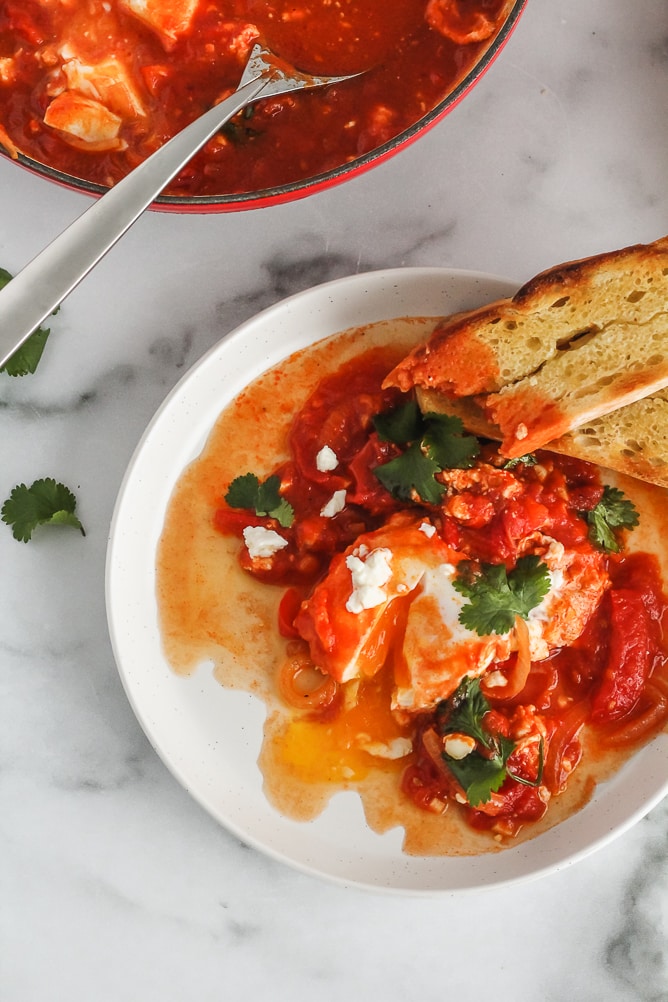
105, 268, 668, 894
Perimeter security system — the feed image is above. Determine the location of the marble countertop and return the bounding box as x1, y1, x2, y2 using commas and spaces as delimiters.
2, 0, 667, 998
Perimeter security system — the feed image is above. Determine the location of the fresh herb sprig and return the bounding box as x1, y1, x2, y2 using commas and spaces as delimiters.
225, 472, 294, 528
438, 677, 544, 806
372, 399, 480, 504
2, 478, 85, 542
587, 485, 639, 552
453, 554, 551, 636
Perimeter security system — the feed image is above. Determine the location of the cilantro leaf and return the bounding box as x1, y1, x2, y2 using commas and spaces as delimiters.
2, 326, 52, 377
255, 474, 292, 524
444, 747, 512, 806
437, 678, 515, 805
440, 676, 491, 746
454, 555, 551, 635
437, 677, 544, 805
225, 472, 261, 508
421, 412, 480, 470
373, 399, 423, 443
587, 485, 639, 553
372, 402, 480, 504
0, 268, 56, 376
225, 472, 294, 528
374, 441, 445, 504
2, 478, 85, 542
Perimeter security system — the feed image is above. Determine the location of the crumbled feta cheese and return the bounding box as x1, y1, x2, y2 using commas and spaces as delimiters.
315, 445, 338, 472
419, 521, 436, 538
320, 489, 346, 518
443, 733, 476, 760
242, 525, 288, 559
345, 547, 393, 614
358, 737, 413, 760
483, 670, 508, 688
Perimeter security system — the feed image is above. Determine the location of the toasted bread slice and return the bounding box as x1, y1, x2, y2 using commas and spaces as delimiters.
417, 386, 668, 489
387, 236, 668, 399
387, 235, 668, 463
485, 312, 668, 457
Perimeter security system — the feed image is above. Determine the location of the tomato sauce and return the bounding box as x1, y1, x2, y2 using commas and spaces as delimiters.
156, 318, 668, 855
0, 0, 512, 197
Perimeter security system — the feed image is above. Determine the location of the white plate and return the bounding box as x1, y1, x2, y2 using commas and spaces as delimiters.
106, 268, 668, 894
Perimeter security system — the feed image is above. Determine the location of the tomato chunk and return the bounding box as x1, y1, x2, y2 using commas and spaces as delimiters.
591, 590, 653, 722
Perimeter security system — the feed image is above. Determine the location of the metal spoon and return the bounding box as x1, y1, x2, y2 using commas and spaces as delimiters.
0, 44, 359, 368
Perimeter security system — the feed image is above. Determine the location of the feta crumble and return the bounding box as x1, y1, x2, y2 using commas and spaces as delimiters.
443, 733, 476, 760
345, 547, 393, 614
320, 489, 346, 518
315, 444, 339, 472
358, 737, 413, 760
419, 521, 436, 538
243, 525, 288, 559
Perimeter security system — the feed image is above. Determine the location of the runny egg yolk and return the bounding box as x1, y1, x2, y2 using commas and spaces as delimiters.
276, 663, 412, 783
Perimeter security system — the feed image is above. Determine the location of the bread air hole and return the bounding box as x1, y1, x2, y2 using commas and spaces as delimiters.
550, 296, 570, 308
557, 328, 597, 351
527, 337, 542, 349
577, 431, 601, 445
626, 289, 646, 303
646, 354, 666, 366
571, 374, 615, 400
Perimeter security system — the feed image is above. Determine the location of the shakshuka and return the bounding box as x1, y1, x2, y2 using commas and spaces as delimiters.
0, 0, 515, 197
156, 317, 668, 855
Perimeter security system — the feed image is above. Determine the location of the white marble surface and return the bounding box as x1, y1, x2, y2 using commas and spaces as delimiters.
2, 0, 668, 998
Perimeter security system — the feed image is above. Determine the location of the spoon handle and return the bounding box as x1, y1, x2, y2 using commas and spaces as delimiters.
0, 75, 268, 369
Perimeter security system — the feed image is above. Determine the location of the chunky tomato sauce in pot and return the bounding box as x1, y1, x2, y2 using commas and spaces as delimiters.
0, 0, 520, 202
157, 320, 668, 855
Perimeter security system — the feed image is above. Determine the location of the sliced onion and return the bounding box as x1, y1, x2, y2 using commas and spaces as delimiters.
278, 642, 338, 711
482, 614, 532, 701
543, 701, 588, 793
600, 683, 668, 746
421, 727, 453, 781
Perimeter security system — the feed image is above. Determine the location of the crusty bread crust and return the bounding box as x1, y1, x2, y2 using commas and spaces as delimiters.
388, 235, 668, 479
386, 235, 668, 399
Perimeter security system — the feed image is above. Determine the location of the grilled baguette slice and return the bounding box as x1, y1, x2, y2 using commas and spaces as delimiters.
417, 386, 668, 489
388, 236, 668, 399
386, 235, 668, 460
485, 311, 668, 457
